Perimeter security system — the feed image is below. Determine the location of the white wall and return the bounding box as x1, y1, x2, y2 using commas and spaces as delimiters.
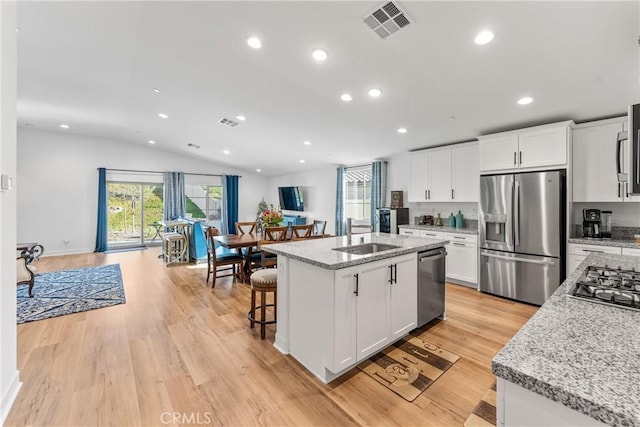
387, 151, 478, 225
0, 2, 20, 424
267, 167, 337, 235
17, 128, 268, 255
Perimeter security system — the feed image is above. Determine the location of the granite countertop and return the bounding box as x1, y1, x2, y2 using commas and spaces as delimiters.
492, 253, 640, 426
568, 237, 640, 249
261, 233, 448, 270
399, 224, 478, 235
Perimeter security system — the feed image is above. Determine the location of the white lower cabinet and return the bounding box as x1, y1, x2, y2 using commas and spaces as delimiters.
443, 233, 478, 286
622, 248, 640, 257
399, 228, 420, 236
331, 253, 417, 373
567, 243, 622, 275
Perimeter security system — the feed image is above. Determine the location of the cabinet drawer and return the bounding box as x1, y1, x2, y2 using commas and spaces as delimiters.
443, 232, 478, 244
399, 228, 420, 236
420, 230, 444, 239
622, 248, 640, 257
568, 243, 622, 255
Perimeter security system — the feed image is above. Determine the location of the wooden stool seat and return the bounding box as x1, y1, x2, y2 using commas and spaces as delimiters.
163, 232, 187, 265
247, 269, 277, 339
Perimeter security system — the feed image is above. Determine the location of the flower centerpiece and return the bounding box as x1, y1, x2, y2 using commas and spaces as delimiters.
261, 207, 284, 228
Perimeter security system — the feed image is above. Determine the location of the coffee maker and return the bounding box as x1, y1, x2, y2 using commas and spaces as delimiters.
582, 209, 601, 238
600, 210, 612, 239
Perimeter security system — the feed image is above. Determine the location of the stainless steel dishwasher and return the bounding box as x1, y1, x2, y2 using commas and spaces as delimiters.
417, 247, 447, 328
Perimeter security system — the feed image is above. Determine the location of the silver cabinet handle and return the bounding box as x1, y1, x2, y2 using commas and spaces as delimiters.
513, 152, 517, 166
451, 189, 454, 199
519, 151, 522, 165
428, 189, 431, 199
452, 242, 465, 247
354, 274, 359, 296
453, 236, 465, 240
425, 190, 428, 200
618, 182, 622, 198
581, 249, 604, 253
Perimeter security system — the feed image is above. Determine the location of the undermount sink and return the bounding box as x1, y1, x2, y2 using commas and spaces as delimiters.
332, 242, 401, 255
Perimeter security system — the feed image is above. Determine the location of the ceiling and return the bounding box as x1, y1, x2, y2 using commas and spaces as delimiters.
17, 1, 640, 176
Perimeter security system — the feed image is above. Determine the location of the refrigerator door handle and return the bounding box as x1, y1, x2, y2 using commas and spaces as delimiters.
514, 181, 520, 247
481, 250, 555, 266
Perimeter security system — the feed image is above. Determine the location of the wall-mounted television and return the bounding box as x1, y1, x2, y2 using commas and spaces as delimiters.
278, 186, 304, 212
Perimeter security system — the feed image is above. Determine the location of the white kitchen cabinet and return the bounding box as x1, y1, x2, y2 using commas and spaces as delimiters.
409, 142, 479, 202
443, 232, 478, 285
399, 228, 420, 236
452, 143, 480, 201
420, 230, 444, 239
331, 254, 417, 372
573, 117, 626, 202
479, 121, 572, 173
567, 243, 622, 275
622, 248, 640, 257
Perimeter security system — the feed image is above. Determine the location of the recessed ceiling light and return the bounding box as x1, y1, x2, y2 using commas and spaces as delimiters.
59, 124, 69, 129
341, 93, 353, 102
299, 159, 305, 163
448, 116, 456, 120
152, 88, 160, 93
158, 113, 168, 119
236, 115, 246, 121
223, 150, 230, 155
303, 141, 311, 145
368, 88, 382, 98
397, 128, 408, 134
247, 37, 262, 49
148, 140, 156, 144
15, 27, 20, 32
256, 168, 262, 172
517, 96, 534, 105
311, 48, 328, 62
474, 30, 494, 45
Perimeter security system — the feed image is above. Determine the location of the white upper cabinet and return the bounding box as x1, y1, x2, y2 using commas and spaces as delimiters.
478, 121, 573, 173
451, 143, 479, 201
409, 142, 479, 202
573, 118, 624, 202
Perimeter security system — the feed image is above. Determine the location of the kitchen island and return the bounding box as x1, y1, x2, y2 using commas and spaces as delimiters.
263, 232, 448, 383
493, 253, 640, 426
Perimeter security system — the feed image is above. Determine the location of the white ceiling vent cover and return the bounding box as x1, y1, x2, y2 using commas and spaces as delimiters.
218, 117, 239, 128
363, 1, 411, 40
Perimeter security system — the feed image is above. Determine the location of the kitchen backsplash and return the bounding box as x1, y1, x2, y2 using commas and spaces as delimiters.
407, 201, 477, 221
573, 202, 640, 227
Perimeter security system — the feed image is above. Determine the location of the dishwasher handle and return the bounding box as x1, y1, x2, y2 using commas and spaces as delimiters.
419, 249, 447, 263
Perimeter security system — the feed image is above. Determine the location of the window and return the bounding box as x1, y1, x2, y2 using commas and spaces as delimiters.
184, 184, 223, 229
344, 165, 372, 221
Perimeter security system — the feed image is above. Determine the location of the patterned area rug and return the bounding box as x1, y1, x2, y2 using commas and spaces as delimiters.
17, 264, 125, 324
464, 382, 497, 427
357, 336, 460, 402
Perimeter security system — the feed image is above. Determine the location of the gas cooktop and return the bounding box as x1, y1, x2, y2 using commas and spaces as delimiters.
569, 265, 640, 311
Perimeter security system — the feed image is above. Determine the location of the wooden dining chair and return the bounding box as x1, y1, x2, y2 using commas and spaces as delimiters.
206, 227, 244, 288
235, 221, 256, 235
292, 224, 313, 238
312, 220, 327, 236
264, 226, 288, 241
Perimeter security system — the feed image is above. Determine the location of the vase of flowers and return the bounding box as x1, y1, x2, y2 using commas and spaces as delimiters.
261, 206, 284, 228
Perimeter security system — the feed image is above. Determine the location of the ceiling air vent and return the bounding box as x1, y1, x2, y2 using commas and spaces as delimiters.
218, 117, 239, 128
363, 1, 411, 40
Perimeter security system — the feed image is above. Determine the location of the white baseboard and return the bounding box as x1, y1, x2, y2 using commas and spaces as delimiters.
0, 371, 21, 426
42, 248, 94, 257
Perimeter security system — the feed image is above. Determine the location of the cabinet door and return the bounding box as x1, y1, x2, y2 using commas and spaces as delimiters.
332, 268, 358, 372
409, 151, 430, 202
452, 143, 479, 202
568, 254, 586, 275
389, 254, 417, 340
399, 228, 420, 236
421, 230, 444, 239
429, 149, 453, 201
572, 120, 623, 202
355, 261, 391, 361
517, 127, 567, 169
479, 135, 519, 172
622, 248, 640, 257
446, 241, 478, 284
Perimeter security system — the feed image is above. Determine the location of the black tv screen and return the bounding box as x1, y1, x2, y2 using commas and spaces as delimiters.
278, 186, 304, 211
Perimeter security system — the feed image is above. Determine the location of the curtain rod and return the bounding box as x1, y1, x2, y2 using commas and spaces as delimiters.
98, 168, 242, 178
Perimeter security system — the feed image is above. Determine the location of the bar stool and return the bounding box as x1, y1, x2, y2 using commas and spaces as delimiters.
163, 232, 187, 265
247, 269, 277, 339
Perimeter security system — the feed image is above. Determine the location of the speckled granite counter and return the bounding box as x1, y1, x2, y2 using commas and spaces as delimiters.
262, 232, 448, 270
569, 237, 640, 249
493, 253, 640, 426
399, 224, 478, 235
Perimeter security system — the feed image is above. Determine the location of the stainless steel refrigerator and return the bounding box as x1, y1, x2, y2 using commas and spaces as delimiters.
479, 170, 565, 305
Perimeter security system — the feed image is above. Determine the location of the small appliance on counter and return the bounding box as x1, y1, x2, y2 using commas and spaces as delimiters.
600, 210, 612, 239
375, 207, 409, 234
582, 209, 602, 238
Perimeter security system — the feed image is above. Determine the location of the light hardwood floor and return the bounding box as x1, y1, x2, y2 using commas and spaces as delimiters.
6, 248, 537, 427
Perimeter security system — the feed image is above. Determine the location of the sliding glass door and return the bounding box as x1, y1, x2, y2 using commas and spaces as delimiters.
107, 182, 163, 247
